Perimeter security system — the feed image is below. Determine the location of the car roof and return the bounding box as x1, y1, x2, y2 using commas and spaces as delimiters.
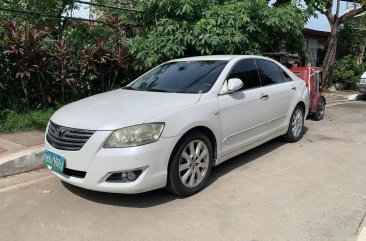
169, 55, 273, 62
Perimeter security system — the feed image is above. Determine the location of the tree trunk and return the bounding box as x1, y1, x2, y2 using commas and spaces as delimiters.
20, 78, 29, 110
322, 22, 339, 89
356, 45, 365, 65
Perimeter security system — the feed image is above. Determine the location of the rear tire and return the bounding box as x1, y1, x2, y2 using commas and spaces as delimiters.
283, 105, 305, 143
166, 132, 213, 197
313, 97, 325, 121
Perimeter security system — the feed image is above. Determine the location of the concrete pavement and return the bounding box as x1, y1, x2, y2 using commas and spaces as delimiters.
0, 131, 44, 152
0, 101, 365, 241
0, 131, 44, 177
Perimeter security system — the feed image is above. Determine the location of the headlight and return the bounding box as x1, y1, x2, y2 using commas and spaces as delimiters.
361, 78, 366, 84
104, 123, 165, 148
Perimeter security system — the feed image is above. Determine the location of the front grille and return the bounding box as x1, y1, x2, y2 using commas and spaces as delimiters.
46, 121, 95, 151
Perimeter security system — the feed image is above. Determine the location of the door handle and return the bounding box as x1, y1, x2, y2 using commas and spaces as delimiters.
260, 94, 269, 100
291, 87, 297, 91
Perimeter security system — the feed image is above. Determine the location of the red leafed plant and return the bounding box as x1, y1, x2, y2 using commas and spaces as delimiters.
107, 16, 122, 34
111, 47, 129, 87
82, 36, 111, 92
5, 20, 50, 109
82, 34, 130, 92
107, 16, 130, 88
6, 21, 31, 103
54, 39, 75, 103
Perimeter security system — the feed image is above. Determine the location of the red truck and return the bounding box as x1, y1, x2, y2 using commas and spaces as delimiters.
290, 67, 326, 121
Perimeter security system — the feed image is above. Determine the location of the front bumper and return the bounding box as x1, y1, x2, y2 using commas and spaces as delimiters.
359, 83, 366, 93
44, 130, 180, 194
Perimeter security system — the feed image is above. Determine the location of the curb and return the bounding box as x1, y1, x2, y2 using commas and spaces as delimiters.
347, 93, 366, 101
0, 146, 44, 178
325, 93, 366, 105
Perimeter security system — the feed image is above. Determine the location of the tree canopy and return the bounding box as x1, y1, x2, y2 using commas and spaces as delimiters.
128, 0, 308, 70
1, 0, 310, 71
305, 0, 366, 85
0, 0, 75, 29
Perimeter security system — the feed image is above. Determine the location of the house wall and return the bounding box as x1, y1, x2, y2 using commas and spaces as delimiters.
305, 38, 325, 66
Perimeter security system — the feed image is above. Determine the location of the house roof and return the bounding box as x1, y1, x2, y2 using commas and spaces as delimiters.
303, 28, 330, 39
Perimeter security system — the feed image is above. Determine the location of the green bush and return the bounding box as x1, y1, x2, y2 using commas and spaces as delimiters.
0, 19, 132, 112
0, 108, 56, 133
332, 56, 364, 90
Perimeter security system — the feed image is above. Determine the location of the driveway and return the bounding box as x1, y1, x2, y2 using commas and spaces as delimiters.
1, 101, 366, 241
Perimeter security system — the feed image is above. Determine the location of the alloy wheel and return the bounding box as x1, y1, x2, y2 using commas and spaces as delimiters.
179, 140, 209, 188
291, 109, 303, 137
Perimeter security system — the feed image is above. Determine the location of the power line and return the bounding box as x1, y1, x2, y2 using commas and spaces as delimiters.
74, 0, 140, 12
0, 7, 105, 23
0, 4, 140, 24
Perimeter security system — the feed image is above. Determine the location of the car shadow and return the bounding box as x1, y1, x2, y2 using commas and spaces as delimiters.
356, 93, 366, 101
207, 138, 287, 187
62, 126, 308, 208
62, 181, 178, 208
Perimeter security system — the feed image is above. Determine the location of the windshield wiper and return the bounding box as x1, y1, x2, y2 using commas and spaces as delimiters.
145, 88, 169, 92
123, 86, 169, 92
122, 86, 135, 90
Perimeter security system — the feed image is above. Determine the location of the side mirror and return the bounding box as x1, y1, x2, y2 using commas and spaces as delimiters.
228, 78, 244, 91
220, 78, 243, 95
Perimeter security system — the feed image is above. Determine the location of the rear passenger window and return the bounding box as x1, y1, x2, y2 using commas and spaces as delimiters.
281, 70, 292, 82
256, 60, 284, 85
227, 59, 261, 90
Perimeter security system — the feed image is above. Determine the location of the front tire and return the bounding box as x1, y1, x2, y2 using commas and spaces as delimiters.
283, 105, 305, 143
166, 132, 213, 197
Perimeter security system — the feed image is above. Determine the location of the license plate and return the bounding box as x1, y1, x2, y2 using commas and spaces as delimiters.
44, 150, 65, 173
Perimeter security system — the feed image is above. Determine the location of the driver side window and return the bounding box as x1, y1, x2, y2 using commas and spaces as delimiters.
227, 59, 262, 90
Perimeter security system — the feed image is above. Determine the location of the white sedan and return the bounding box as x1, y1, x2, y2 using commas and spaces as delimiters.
44, 55, 309, 196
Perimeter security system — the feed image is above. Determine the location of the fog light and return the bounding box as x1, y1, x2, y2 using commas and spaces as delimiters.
106, 169, 143, 183
121, 172, 128, 182
127, 171, 136, 181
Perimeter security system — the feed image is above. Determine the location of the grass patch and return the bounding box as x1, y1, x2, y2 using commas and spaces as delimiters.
0, 109, 56, 133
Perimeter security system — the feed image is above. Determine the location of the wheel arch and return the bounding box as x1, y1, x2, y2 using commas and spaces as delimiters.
166, 126, 218, 193
167, 126, 218, 175
171, 126, 218, 161
297, 100, 306, 112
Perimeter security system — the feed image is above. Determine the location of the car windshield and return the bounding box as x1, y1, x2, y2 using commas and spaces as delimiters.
124, 60, 228, 93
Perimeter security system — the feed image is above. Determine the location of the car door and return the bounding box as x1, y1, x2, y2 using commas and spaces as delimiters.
255, 59, 297, 134
218, 59, 270, 156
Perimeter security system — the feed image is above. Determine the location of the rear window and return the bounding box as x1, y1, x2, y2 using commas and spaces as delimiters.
256, 59, 284, 85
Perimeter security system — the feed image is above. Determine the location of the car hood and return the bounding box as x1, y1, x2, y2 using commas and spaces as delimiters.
51, 89, 201, 130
